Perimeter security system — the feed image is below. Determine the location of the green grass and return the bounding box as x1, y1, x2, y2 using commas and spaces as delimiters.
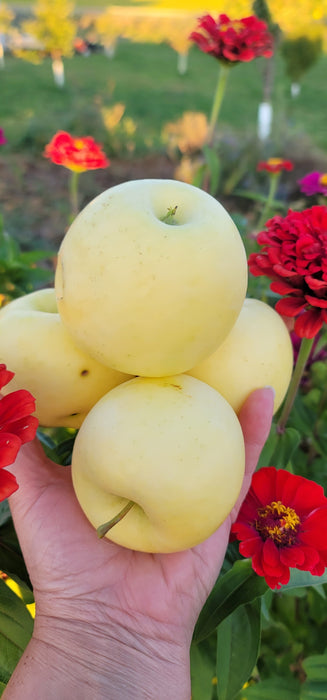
1, 41, 327, 158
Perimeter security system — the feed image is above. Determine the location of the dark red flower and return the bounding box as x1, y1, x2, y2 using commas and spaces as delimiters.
232, 467, 327, 589
248, 206, 327, 338
44, 131, 110, 173
257, 157, 294, 174
189, 13, 274, 65
0, 364, 38, 500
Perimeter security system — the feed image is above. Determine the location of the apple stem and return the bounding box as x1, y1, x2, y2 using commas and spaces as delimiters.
161, 205, 178, 225
97, 500, 135, 539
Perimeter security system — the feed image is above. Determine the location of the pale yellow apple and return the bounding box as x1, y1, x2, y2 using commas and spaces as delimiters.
0, 288, 132, 428
71, 374, 245, 553
55, 178, 248, 377
188, 298, 294, 414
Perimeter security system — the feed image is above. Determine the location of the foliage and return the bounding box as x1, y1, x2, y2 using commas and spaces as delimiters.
281, 35, 323, 83
0, 2, 14, 33
21, 0, 76, 59
0, 214, 54, 301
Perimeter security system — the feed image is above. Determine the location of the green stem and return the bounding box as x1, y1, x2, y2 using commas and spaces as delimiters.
256, 173, 280, 232
276, 336, 315, 434
69, 170, 80, 221
161, 205, 178, 224
207, 63, 230, 145
97, 500, 135, 539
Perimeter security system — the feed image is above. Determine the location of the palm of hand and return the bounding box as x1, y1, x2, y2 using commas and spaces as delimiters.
9, 388, 273, 644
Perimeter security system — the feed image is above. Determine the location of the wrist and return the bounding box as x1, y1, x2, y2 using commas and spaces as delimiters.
5, 610, 191, 700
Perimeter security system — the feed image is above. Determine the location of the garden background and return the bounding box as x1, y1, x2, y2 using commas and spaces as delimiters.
1, 0, 327, 698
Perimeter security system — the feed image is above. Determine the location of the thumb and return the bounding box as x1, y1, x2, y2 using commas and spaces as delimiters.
231, 387, 274, 520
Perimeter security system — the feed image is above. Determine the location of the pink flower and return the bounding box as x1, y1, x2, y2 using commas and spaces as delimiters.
298, 171, 327, 197
0, 129, 7, 146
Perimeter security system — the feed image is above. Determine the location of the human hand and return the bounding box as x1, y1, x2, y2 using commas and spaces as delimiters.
5, 386, 274, 700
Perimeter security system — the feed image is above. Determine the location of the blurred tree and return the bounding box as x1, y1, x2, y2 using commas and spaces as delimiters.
21, 0, 76, 86
281, 34, 323, 96
0, 2, 14, 68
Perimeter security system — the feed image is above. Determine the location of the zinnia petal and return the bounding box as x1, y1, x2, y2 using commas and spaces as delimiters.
0, 390, 36, 428
0, 469, 18, 500
275, 297, 307, 317
294, 309, 323, 338
0, 433, 21, 469
0, 365, 15, 391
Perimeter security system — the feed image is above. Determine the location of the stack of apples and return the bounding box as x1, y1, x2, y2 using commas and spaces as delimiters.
0, 179, 293, 553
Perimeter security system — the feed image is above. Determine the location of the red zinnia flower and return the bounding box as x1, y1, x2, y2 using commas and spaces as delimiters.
0, 129, 7, 146
248, 205, 327, 338
257, 157, 294, 174
232, 467, 327, 589
0, 364, 38, 501
189, 13, 274, 65
44, 131, 110, 173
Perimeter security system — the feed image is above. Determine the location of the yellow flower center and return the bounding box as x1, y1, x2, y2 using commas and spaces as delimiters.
73, 139, 85, 150
255, 500, 300, 546
221, 19, 243, 34
319, 173, 327, 185
267, 158, 283, 167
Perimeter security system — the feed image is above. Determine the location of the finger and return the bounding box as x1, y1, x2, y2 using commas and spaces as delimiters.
8, 438, 70, 518
238, 386, 274, 476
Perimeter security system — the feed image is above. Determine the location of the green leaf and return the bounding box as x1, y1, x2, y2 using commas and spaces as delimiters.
300, 652, 327, 699
237, 677, 300, 699
0, 503, 11, 529
190, 633, 217, 700
192, 164, 207, 189
0, 518, 31, 587
18, 249, 55, 264
257, 424, 301, 469
280, 568, 327, 591
289, 397, 317, 439
0, 578, 33, 681
234, 189, 286, 210
193, 559, 267, 644
216, 599, 261, 700
302, 652, 327, 681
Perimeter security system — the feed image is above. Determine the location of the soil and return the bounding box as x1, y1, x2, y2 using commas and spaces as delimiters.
1, 145, 327, 253
0, 151, 176, 249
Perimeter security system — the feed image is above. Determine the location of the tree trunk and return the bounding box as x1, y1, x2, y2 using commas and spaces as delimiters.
0, 39, 5, 69
177, 51, 188, 75
52, 56, 65, 87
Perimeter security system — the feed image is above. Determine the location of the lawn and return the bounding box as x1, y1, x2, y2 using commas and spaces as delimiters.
1, 40, 327, 153
1, 38, 327, 247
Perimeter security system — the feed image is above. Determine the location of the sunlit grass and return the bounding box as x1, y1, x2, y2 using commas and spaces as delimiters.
1, 41, 327, 155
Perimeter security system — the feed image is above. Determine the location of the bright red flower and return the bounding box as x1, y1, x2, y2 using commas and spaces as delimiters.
0, 364, 38, 500
44, 131, 110, 173
248, 206, 327, 338
189, 13, 274, 65
257, 157, 294, 174
232, 467, 327, 589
